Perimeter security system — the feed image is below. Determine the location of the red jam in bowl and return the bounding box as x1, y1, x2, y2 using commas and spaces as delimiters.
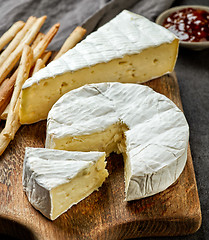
163, 7, 209, 42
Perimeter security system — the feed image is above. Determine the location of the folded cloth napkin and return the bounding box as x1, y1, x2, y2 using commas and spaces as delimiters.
0, 0, 175, 50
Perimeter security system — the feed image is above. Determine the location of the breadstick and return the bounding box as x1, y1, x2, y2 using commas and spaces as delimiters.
1, 50, 51, 119
32, 58, 45, 75
0, 16, 46, 85
54, 26, 86, 60
28, 25, 59, 77
0, 45, 33, 154
1, 102, 9, 120
41, 51, 52, 64
0, 76, 15, 117
6, 45, 33, 124
33, 23, 60, 63
0, 17, 36, 67
0, 69, 18, 117
0, 22, 58, 116
0, 103, 21, 155
31, 32, 45, 49
1, 51, 49, 119
0, 21, 25, 52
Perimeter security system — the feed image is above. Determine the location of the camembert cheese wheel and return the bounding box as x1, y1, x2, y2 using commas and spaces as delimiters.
46, 82, 189, 201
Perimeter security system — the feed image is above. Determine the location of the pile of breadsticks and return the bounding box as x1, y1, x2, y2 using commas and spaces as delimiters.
0, 16, 86, 155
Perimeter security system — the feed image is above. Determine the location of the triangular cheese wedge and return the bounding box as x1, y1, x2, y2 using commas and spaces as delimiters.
22, 147, 108, 220
20, 10, 179, 124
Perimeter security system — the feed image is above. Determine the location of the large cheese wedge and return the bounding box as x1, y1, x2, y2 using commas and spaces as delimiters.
22, 147, 108, 220
46, 82, 189, 201
20, 10, 179, 124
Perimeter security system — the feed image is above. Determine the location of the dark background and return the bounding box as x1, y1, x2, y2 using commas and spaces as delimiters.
0, 0, 209, 239
140, 0, 209, 239
163, 0, 209, 239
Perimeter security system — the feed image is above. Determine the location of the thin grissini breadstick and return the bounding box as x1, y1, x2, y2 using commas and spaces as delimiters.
0, 17, 36, 67
1, 50, 50, 119
0, 78, 13, 118
33, 23, 60, 63
0, 102, 21, 155
0, 70, 17, 117
31, 32, 45, 49
29, 24, 59, 77
0, 22, 58, 122
0, 45, 33, 155
7, 45, 33, 124
1, 50, 51, 119
54, 26, 86, 60
32, 58, 45, 75
1, 102, 9, 120
41, 51, 52, 64
0, 16, 46, 85
0, 43, 50, 120
0, 21, 25, 52
0, 91, 25, 155
31, 24, 59, 67
0, 22, 58, 117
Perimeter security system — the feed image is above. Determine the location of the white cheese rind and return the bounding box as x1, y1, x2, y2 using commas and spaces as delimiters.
22, 147, 107, 220
46, 82, 189, 201
20, 10, 179, 124
22, 10, 177, 89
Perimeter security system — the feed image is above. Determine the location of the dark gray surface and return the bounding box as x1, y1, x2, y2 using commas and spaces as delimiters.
139, 1, 209, 240
0, 0, 208, 239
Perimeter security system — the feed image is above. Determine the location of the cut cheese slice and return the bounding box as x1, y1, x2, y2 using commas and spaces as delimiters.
22, 147, 108, 220
20, 10, 179, 124
46, 82, 189, 201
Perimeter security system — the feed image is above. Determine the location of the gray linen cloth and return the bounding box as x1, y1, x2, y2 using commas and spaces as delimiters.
0, 0, 175, 50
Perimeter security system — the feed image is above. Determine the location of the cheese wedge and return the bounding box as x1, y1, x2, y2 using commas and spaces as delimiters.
46, 82, 189, 201
22, 147, 108, 220
20, 10, 179, 124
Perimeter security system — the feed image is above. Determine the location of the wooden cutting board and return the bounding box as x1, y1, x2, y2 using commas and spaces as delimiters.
0, 72, 201, 240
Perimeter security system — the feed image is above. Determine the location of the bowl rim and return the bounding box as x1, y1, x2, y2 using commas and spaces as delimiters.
155, 5, 209, 47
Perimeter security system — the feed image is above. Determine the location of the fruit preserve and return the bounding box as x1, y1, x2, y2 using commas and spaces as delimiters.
163, 7, 209, 42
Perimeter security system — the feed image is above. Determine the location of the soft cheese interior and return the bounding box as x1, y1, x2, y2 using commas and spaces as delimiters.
46, 82, 189, 201
46, 122, 128, 156
46, 121, 131, 197
50, 154, 107, 220
20, 10, 179, 124
22, 148, 108, 220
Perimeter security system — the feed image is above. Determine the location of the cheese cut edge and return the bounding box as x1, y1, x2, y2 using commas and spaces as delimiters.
50, 153, 108, 220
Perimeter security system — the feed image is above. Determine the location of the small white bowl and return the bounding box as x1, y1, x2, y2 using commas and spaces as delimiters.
156, 5, 209, 51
